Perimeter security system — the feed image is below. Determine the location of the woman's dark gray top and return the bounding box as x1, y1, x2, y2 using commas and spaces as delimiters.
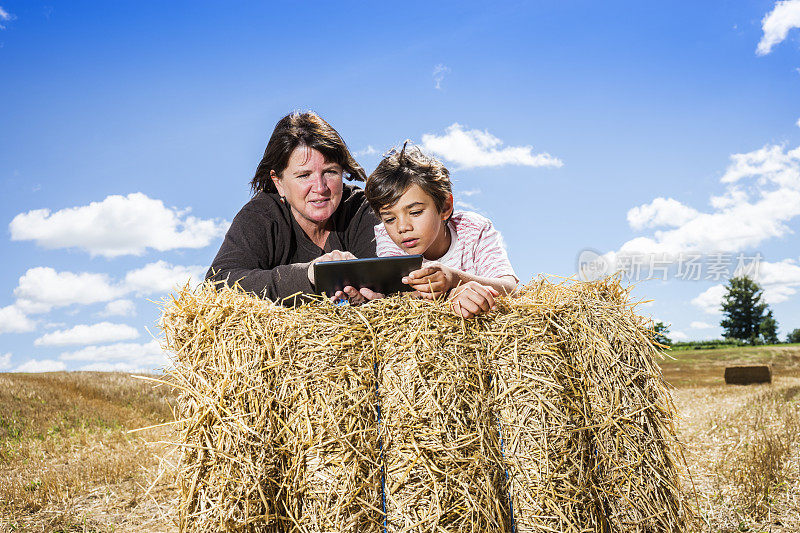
206, 184, 379, 302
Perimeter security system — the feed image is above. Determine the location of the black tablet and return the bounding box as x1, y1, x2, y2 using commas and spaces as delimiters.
313, 255, 423, 296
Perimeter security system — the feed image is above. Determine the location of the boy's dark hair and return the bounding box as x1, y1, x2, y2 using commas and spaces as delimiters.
365, 142, 452, 214
250, 111, 366, 195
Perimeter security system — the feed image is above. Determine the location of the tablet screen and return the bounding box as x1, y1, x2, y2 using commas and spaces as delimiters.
313, 255, 423, 296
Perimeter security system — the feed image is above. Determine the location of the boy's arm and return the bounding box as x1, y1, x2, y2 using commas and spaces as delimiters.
452, 271, 518, 296
403, 264, 517, 299
404, 265, 515, 318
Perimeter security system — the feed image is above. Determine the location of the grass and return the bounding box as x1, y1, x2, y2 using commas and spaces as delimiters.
0, 372, 179, 532
2, 345, 799, 531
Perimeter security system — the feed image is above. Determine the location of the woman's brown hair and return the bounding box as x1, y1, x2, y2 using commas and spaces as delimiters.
250, 111, 366, 194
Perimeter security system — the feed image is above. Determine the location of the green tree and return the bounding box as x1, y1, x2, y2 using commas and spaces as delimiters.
653, 321, 672, 346
720, 276, 768, 345
759, 310, 779, 345
788, 328, 800, 344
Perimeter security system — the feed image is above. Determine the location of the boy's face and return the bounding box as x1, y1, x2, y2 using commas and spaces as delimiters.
378, 184, 453, 260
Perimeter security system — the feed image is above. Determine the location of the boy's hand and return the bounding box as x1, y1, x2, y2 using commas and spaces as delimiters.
449, 281, 499, 318
332, 286, 385, 305
402, 262, 459, 299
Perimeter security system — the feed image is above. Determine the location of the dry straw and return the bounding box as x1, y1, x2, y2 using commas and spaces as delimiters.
159, 276, 690, 532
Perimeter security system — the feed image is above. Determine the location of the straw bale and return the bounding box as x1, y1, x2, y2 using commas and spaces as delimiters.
489, 286, 586, 531
273, 307, 383, 532
161, 288, 383, 532
523, 280, 687, 531
373, 298, 509, 531
159, 276, 691, 533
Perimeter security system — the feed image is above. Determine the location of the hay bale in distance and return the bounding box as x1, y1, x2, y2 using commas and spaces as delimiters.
725, 365, 772, 385
160, 276, 691, 532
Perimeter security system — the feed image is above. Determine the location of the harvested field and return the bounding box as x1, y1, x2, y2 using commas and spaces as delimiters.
0, 372, 179, 532
676, 377, 800, 532
663, 346, 800, 532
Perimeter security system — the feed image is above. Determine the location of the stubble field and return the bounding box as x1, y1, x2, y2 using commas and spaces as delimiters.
1, 345, 799, 532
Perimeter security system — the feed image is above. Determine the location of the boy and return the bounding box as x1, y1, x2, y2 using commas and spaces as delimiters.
365, 143, 518, 317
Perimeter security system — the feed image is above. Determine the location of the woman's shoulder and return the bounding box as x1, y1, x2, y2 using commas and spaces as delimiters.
237, 191, 287, 215
228, 191, 292, 232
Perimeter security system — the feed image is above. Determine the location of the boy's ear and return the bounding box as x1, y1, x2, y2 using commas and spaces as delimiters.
441, 193, 454, 221
270, 170, 285, 196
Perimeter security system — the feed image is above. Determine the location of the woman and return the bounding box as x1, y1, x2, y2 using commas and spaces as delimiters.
206, 111, 381, 303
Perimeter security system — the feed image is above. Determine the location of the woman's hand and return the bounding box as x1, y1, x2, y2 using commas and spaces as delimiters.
402, 262, 459, 299
308, 250, 357, 285
449, 281, 499, 318
308, 250, 385, 304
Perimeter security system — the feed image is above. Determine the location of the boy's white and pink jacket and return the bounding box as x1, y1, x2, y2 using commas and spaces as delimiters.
374, 210, 518, 281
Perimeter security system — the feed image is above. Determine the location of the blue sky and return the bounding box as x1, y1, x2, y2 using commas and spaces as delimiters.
2, 1, 800, 372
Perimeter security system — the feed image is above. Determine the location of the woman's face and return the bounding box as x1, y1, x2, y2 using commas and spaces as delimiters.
271, 146, 344, 232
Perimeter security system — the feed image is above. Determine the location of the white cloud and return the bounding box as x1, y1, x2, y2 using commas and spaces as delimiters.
683, 258, 800, 315
0, 353, 11, 370
626, 197, 700, 231
0, 304, 36, 333
13, 267, 126, 314
796, 117, 800, 128
124, 260, 205, 295
421, 123, 563, 170
691, 321, 715, 329
3, 262, 201, 324
719, 144, 800, 186
433, 63, 451, 90
355, 145, 377, 157
761, 283, 798, 304
455, 200, 479, 211
454, 189, 482, 212
9, 193, 228, 258
737, 256, 800, 304
757, 0, 800, 55
0, 5, 13, 29
44, 322, 67, 329
34, 322, 140, 347
15, 359, 67, 373
60, 339, 169, 369
618, 144, 800, 256
692, 284, 727, 315
98, 299, 136, 317
671, 330, 688, 340
750, 257, 800, 285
